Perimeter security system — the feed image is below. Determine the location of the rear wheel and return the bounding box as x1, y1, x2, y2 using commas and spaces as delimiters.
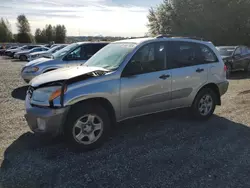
192, 88, 216, 120
65, 102, 111, 150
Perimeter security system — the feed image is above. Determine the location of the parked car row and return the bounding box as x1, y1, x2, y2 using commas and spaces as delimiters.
23, 36, 229, 150
0, 43, 68, 61
5, 45, 43, 58
14, 46, 50, 61
21, 42, 109, 83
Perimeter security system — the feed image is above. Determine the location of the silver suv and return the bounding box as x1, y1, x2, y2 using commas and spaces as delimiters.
24, 36, 229, 150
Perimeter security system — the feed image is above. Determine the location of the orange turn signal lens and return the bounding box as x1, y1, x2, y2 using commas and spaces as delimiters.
49, 86, 67, 101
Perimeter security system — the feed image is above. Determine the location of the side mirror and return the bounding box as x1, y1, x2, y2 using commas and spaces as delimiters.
122, 60, 142, 77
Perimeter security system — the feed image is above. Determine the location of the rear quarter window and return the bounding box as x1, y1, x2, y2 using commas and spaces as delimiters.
198, 44, 218, 63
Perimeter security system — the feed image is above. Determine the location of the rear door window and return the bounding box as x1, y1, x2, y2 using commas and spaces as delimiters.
93, 43, 108, 53
84, 44, 108, 59
67, 46, 85, 60
167, 41, 201, 69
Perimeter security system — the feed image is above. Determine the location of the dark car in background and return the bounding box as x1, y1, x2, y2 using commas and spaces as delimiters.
216, 46, 250, 75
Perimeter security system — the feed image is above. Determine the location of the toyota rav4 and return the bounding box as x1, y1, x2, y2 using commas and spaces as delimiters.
24, 36, 229, 150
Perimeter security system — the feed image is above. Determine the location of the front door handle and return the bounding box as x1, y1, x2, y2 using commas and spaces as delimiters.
159, 74, 170, 80
196, 68, 204, 73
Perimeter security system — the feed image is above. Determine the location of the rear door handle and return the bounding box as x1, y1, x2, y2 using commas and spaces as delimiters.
159, 74, 170, 80
196, 68, 204, 73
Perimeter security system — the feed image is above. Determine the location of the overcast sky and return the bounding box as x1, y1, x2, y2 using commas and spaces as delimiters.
0, 0, 163, 37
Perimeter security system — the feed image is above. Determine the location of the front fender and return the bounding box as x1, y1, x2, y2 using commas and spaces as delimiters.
62, 77, 121, 120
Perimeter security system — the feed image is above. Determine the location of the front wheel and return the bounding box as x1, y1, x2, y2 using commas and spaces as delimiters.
65, 102, 111, 150
192, 88, 216, 120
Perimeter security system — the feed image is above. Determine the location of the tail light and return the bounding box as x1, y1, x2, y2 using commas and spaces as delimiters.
224, 65, 227, 72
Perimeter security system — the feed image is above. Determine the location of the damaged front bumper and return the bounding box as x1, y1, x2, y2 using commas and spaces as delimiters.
24, 95, 70, 136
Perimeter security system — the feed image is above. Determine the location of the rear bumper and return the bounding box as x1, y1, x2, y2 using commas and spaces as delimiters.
217, 81, 229, 96
24, 95, 70, 136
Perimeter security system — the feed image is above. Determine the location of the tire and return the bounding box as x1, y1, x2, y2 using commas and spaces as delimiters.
192, 88, 216, 120
64, 101, 111, 150
20, 55, 27, 61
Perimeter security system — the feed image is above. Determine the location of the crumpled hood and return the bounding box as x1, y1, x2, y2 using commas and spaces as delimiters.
25, 57, 52, 66
30, 66, 109, 87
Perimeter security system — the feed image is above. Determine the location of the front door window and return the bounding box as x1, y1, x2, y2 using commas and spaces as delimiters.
123, 43, 166, 76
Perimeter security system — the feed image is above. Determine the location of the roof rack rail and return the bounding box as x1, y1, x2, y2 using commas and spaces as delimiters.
156, 34, 174, 38
176, 36, 204, 41
156, 34, 204, 41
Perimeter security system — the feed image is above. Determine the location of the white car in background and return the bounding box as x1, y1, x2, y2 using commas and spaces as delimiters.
28, 44, 68, 61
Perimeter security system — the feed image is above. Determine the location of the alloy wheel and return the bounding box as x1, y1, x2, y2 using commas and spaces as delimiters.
72, 114, 104, 145
198, 94, 213, 116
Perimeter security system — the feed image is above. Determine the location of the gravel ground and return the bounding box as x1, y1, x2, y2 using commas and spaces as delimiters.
1, 56, 250, 188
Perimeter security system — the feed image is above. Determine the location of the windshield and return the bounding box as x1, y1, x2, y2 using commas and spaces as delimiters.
217, 47, 235, 56
85, 42, 137, 70
52, 43, 78, 59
